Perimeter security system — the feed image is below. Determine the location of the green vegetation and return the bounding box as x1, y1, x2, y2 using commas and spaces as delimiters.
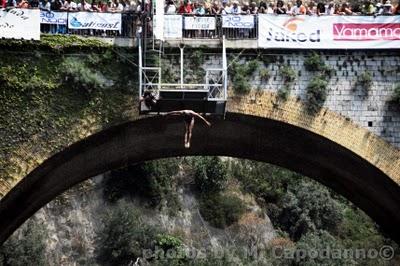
278, 65, 296, 101
0, 34, 109, 51
96, 200, 159, 265
304, 52, 325, 72
229, 59, 260, 94
0, 220, 47, 266
280, 65, 296, 84
304, 51, 334, 78
305, 76, 329, 114
192, 156, 228, 193
0, 49, 137, 189
354, 71, 373, 97
259, 68, 271, 82
102, 158, 181, 213
231, 159, 399, 265
199, 193, 246, 228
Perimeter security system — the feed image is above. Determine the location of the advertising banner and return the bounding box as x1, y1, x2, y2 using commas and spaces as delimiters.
222, 15, 254, 29
68, 12, 121, 31
0, 8, 40, 40
40, 11, 67, 25
164, 15, 182, 38
184, 16, 215, 30
258, 14, 400, 49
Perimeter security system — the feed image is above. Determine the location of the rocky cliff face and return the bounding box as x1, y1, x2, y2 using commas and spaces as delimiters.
24, 171, 275, 265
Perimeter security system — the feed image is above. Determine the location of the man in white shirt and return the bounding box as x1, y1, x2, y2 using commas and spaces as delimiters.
231, 0, 241, 13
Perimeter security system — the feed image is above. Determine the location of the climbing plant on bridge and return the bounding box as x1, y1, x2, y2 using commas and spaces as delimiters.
305, 76, 329, 114
229, 59, 260, 94
278, 65, 296, 101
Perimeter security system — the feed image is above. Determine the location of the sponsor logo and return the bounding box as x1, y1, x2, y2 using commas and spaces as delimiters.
40, 11, 67, 24
266, 18, 320, 43
333, 23, 400, 41
223, 15, 254, 28
69, 16, 120, 29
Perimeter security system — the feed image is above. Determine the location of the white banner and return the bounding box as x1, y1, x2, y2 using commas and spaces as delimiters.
0, 8, 40, 40
68, 12, 121, 31
153, 0, 164, 40
258, 14, 400, 49
40, 11, 67, 25
184, 16, 215, 30
222, 15, 254, 29
164, 15, 182, 38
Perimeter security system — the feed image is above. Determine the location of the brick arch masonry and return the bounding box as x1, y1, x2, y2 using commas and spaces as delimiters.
0, 91, 399, 244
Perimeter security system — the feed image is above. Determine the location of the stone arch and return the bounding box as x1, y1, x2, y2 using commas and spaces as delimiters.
1, 91, 400, 244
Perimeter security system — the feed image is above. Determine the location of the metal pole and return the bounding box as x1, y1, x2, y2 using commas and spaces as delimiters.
180, 45, 184, 89
222, 35, 227, 101
138, 35, 143, 99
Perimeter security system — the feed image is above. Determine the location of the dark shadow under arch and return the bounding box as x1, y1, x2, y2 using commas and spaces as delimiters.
1, 113, 400, 244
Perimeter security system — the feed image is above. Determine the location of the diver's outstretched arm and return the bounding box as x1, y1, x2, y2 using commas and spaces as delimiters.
164, 110, 185, 116
192, 112, 211, 127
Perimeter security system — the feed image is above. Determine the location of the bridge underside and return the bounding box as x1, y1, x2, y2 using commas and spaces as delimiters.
1, 113, 400, 244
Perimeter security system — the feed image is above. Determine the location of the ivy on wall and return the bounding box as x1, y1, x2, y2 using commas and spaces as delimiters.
0, 46, 138, 189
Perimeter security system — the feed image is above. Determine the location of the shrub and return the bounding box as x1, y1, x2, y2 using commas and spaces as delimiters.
259, 68, 271, 82
199, 193, 246, 228
193, 156, 228, 193
354, 71, 373, 97
233, 74, 250, 94
0, 220, 47, 266
102, 158, 180, 209
277, 85, 291, 101
190, 50, 204, 67
280, 66, 296, 83
96, 200, 159, 265
156, 234, 183, 252
304, 52, 324, 72
61, 58, 106, 94
306, 76, 328, 114
229, 60, 260, 94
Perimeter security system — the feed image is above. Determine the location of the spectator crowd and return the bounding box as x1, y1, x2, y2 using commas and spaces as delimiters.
165, 0, 400, 16
1, 0, 400, 15
1, 0, 143, 12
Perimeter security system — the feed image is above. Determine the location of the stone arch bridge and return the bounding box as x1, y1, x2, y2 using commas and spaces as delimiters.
0, 91, 400, 244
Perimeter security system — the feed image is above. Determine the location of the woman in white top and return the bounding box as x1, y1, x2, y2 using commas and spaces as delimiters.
165, 0, 176, 14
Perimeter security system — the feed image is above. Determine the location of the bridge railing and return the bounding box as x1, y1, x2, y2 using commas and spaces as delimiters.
40, 10, 140, 38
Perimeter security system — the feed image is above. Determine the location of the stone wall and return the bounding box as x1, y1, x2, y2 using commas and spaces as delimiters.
176, 50, 400, 147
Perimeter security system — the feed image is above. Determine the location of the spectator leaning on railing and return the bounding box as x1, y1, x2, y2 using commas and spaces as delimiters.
3, 0, 400, 17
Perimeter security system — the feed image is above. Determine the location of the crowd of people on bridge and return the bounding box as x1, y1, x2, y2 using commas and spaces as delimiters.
2, 0, 400, 15
166, 0, 400, 16
1, 0, 143, 12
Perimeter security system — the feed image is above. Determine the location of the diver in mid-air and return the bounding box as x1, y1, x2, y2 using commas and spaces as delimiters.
164, 110, 211, 148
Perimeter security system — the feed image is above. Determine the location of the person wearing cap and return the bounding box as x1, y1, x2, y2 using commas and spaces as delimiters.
231, 0, 241, 14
